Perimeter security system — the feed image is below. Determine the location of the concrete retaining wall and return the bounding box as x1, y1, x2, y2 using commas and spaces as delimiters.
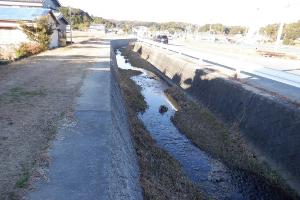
110, 39, 136, 50
133, 42, 300, 193
109, 39, 142, 200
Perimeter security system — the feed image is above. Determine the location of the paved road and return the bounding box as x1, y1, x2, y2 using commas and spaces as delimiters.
169, 41, 300, 102
139, 39, 300, 103
27, 38, 142, 200
0, 34, 106, 198
170, 40, 300, 76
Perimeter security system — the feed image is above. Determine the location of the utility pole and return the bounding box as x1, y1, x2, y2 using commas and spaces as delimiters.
275, 2, 291, 50
69, 6, 73, 43
275, 22, 284, 49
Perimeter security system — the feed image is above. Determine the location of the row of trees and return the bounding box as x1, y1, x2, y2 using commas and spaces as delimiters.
198, 24, 246, 35
115, 20, 247, 36
92, 17, 116, 29
57, 7, 247, 36
59, 7, 92, 30
260, 21, 300, 45
59, 7, 118, 31
59, 6, 299, 45
121, 20, 299, 45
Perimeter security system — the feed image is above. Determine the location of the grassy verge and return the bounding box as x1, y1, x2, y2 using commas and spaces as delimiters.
15, 168, 30, 188
117, 67, 203, 200
0, 87, 46, 103
122, 45, 298, 199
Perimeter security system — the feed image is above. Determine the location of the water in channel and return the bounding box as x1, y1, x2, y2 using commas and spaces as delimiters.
116, 49, 293, 200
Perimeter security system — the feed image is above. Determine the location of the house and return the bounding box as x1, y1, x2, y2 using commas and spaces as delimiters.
0, 6, 60, 59
0, 0, 68, 52
53, 11, 68, 46
0, 0, 61, 10
132, 26, 149, 38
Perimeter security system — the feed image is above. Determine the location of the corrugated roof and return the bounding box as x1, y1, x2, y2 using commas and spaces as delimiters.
0, 0, 61, 7
0, 7, 51, 21
0, 0, 42, 2
53, 12, 69, 25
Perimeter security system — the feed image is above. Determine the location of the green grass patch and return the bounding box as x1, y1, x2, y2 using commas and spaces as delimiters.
0, 87, 46, 103
15, 169, 29, 188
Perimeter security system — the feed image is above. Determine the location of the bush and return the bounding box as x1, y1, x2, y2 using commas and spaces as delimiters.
283, 38, 295, 45
20, 17, 53, 50
0, 46, 16, 60
15, 43, 43, 58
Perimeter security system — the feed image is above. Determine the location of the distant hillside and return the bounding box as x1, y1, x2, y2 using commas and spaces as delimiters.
59, 7, 116, 30
59, 7, 299, 45
92, 17, 116, 29
58, 7, 246, 34
59, 7, 92, 30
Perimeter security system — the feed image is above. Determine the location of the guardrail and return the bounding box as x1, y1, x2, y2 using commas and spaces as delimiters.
137, 38, 300, 89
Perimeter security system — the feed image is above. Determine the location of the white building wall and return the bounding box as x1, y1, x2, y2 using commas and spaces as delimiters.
48, 15, 59, 48
0, 28, 30, 59
0, 15, 60, 52
0, 28, 29, 46
49, 29, 58, 48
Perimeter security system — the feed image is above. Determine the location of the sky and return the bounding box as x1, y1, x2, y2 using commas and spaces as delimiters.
59, 0, 300, 26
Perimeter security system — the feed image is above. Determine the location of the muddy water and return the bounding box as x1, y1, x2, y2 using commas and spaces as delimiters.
116, 50, 293, 200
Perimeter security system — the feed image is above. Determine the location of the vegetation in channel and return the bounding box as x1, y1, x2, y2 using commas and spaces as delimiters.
116, 50, 204, 199
122, 45, 299, 199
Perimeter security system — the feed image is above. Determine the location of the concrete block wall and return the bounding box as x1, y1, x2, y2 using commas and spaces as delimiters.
133, 42, 300, 193
111, 39, 136, 50
109, 39, 142, 200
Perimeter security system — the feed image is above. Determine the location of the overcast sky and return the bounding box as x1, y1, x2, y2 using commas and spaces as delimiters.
59, 0, 300, 26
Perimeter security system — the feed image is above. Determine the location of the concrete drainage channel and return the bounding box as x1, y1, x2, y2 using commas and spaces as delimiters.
132, 41, 300, 195
110, 39, 300, 199
114, 48, 296, 199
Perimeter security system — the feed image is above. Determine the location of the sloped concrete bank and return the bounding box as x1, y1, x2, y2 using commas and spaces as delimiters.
132, 42, 300, 194
109, 39, 142, 200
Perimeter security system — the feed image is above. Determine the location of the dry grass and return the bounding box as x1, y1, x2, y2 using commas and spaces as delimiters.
165, 86, 298, 199
121, 46, 159, 74
117, 67, 204, 200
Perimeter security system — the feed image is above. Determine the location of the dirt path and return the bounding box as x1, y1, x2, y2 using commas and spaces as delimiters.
0, 36, 110, 199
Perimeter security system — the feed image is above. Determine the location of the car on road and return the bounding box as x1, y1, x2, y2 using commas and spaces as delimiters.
154, 35, 169, 44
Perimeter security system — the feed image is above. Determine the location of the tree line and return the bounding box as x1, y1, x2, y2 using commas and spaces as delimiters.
259, 21, 300, 45
59, 7, 299, 45
59, 7, 118, 30
115, 21, 248, 36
